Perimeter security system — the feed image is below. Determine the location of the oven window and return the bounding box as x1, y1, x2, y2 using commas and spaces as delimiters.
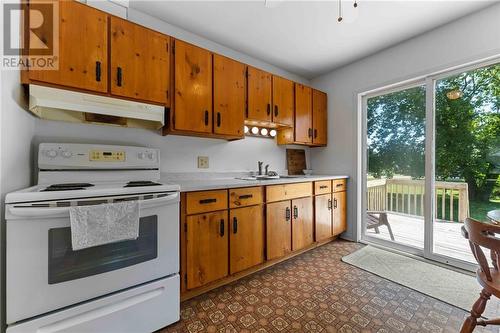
48, 216, 158, 284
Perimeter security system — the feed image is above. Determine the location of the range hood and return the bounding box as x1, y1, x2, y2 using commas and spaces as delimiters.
28, 85, 165, 130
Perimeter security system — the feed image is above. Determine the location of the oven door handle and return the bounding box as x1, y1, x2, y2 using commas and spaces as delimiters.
8, 192, 179, 218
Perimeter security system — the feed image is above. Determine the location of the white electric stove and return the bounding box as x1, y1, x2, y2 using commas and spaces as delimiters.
5, 143, 180, 333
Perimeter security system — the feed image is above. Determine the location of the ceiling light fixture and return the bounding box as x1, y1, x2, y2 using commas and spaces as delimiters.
338, 0, 359, 23
446, 89, 463, 100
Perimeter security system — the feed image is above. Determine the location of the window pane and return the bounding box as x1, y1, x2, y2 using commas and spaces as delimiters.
434, 63, 500, 263
365, 85, 426, 249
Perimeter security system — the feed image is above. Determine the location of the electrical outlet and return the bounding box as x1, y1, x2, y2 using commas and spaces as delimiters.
198, 156, 209, 169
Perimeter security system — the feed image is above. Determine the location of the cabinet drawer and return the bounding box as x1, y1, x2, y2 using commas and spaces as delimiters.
266, 182, 313, 202
333, 179, 347, 192
314, 181, 332, 195
186, 190, 228, 214
229, 187, 263, 208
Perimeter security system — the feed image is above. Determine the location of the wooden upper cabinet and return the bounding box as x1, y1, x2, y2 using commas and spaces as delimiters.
110, 17, 170, 105
229, 206, 265, 274
333, 191, 347, 235
213, 55, 246, 137
312, 89, 327, 145
266, 201, 292, 260
247, 67, 272, 122
291, 197, 314, 251
174, 40, 213, 133
272, 76, 294, 127
295, 83, 313, 144
186, 210, 228, 290
28, 1, 108, 93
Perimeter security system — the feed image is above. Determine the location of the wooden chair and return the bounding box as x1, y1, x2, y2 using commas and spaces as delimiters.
366, 211, 395, 241
461, 217, 500, 333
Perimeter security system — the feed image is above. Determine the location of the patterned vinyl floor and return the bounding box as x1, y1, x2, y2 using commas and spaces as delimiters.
160, 241, 498, 333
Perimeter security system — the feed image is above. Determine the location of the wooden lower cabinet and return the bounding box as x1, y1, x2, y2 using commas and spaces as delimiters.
229, 205, 265, 274
186, 210, 228, 290
291, 197, 314, 251
315, 194, 333, 241
333, 191, 347, 235
266, 201, 292, 260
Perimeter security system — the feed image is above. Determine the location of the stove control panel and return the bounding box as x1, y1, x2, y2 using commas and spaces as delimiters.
39, 143, 159, 170
90, 150, 125, 162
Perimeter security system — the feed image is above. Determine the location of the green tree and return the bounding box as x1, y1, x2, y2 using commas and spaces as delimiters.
368, 64, 500, 200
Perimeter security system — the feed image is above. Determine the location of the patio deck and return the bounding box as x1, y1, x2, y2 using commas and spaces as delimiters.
365, 212, 476, 263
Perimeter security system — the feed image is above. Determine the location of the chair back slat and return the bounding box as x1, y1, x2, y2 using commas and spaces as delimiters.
464, 218, 500, 281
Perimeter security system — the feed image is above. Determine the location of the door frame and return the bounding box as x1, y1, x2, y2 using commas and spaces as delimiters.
358, 54, 500, 271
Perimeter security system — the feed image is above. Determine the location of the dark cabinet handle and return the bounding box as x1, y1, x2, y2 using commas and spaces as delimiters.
320, 185, 328, 189
220, 219, 225, 237
334, 198, 338, 209
216, 112, 221, 127
116, 67, 122, 87
285, 207, 291, 221
267, 103, 271, 116
239, 194, 253, 199
274, 105, 278, 117
233, 216, 238, 234
314, 129, 318, 138
308, 128, 313, 138
336, 183, 343, 187
328, 199, 332, 210
95, 61, 101, 82
204, 110, 209, 126
199, 198, 216, 204
293, 206, 298, 219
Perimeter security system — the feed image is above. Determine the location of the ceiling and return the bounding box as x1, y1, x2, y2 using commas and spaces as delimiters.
129, 1, 496, 79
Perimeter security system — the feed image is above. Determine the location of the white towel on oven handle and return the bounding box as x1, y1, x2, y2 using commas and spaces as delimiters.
69, 201, 140, 250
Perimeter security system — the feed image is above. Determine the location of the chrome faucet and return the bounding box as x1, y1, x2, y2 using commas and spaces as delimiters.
258, 161, 263, 175
265, 164, 270, 176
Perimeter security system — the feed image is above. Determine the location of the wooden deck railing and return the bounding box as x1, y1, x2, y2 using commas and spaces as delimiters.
367, 178, 469, 222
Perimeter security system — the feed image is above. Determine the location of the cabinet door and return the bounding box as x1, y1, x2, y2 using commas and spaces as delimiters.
295, 84, 313, 143
333, 191, 347, 235
266, 201, 291, 260
174, 40, 213, 133
229, 206, 265, 274
315, 194, 333, 242
272, 76, 294, 126
291, 197, 314, 251
312, 89, 327, 145
213, 55, 246, 137
110, 17, 170, 105
186, 211, 228, 289
28, 1, 108, 92
247, 67, 272, 122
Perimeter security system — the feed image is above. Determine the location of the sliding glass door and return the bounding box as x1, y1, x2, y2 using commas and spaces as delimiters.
364, 84, 426, 253
361, 58, 500, 269
430, 62, 500, 267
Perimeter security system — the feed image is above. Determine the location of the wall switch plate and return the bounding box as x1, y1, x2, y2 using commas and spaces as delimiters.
198, 156, 209, 169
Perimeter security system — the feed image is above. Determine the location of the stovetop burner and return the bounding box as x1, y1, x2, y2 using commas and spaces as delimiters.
41, 183, 95, 192
124, 181, 162, 188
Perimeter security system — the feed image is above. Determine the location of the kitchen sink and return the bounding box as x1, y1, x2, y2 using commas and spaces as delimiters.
235, 175, 304, 181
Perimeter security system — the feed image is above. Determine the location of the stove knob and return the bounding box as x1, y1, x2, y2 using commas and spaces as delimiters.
138, 152, 145, 159
61, 151, 72, 158
147, 152, 154, 160
45, 150, 58, 158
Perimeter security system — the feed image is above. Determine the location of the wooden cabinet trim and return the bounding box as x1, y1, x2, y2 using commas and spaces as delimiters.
333, 179, 347, 192
314, 180, 332, 195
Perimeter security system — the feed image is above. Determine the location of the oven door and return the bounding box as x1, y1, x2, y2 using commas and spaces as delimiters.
6, 192, 179, 324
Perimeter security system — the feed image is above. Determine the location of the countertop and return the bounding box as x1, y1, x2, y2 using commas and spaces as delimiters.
160, 172, 349, 192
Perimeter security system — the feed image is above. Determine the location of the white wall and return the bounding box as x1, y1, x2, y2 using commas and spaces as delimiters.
310, 3, 500, 241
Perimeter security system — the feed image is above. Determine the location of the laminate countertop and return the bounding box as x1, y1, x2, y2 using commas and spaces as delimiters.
160, 173, 349, 192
